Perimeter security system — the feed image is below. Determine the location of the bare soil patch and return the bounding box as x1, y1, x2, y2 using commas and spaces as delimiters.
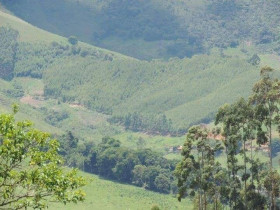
20, 95, 43, 108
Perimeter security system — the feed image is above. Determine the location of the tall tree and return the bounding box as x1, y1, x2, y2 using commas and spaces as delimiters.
250, 66, 280, 168
250, 66, 280, 209
175, 126, 223, 209
215, 103, 244, 209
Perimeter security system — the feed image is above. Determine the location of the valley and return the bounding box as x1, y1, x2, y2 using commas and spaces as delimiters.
0, 1, 280, 209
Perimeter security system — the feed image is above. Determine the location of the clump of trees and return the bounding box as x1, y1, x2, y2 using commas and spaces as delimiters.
44, 109, 69, 126
176, 67, 280, 209
0, 106, 86, 209
109, 112, 177, 136
58, 134, 176, 194
68, 36, 78, 45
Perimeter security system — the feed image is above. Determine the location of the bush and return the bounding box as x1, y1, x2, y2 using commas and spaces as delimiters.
68, 36, 78, 45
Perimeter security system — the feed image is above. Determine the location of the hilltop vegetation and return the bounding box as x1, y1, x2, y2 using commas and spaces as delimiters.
2, 0, 280, 59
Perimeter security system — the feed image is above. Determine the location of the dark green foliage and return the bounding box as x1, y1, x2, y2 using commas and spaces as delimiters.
90, 141, 175, 193
0, 27, 18, 80
45, 109, 69, 126
248, 54, 261, 66
59, 134, 175, 193
151, 205, 160, 210
154, 174, 171, 193
68, 36, 78, 45
100, 0, 183, 41
58, 131, 94, 169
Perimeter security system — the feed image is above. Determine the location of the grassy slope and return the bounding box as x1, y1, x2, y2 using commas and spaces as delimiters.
0, 8, 133, 61
0, 79, 61, 134
50, 173, 191, 210
0, 9, 65, 43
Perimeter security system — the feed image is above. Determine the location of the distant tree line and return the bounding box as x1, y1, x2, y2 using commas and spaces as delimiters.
109, 112, 187, 136
58, 132, 177, 194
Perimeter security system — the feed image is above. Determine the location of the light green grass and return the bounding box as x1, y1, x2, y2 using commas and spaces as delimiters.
0, 8, 133, 60
50, 172, 192, 210
113, 131, 185, 154
0, 10, 65, 43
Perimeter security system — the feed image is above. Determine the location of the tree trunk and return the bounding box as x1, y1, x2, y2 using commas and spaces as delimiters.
269, 123, 273, 210
243, 128, 247, 208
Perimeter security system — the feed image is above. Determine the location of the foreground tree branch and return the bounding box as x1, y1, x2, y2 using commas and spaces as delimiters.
0, 105, 86, 209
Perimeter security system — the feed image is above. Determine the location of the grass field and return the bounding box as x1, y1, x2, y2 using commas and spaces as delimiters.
50, 173, 192, 210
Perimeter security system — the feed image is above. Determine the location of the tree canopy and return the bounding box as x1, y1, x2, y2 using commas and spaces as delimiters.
0, 106, 86, 209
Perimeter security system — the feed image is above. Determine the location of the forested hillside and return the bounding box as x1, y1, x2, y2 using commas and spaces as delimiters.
2, 0, 280, 59
0, 22, 267, 132
1, 0, 280, 132
43, 51, 259, 129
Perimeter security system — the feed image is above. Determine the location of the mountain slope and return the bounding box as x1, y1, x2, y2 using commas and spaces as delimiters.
0, 6, 279, 130
43, 49, 261, 128
2, 0, 280, 59
0, 7, 133, 60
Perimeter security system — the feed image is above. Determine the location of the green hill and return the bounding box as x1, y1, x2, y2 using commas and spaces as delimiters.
43, 50, 260, 128
1, 3, 280, 131
2, 0, 280, 59
1, 4, 279, 131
